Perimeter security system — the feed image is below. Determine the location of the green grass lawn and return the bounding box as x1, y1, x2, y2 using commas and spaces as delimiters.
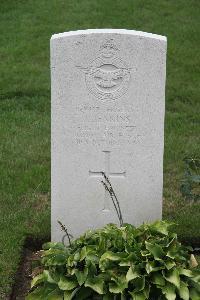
0, 0, 199, 297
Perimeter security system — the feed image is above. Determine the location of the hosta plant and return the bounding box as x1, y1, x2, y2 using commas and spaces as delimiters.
26, 221, 200, 300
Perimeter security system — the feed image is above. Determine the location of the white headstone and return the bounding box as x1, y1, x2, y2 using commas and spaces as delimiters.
51, 29, 167, 241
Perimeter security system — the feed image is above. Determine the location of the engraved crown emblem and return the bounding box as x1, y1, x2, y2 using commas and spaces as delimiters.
100, 39, 119, 58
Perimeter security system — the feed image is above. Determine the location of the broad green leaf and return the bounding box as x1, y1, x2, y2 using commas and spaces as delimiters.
31, 273, 46, 288
43, 248, 66, 256
85, 259, 97, 274
75, 267, 88, 285
190, 288, 200, 300
119, 260, 132, 267
126, 266, 140, 282
141, 250, 151, 257
192, 273, 200, 283
26, 285, 63, 300
151, 273, 165, 286
64, 290, 73, 300
86, 253, 99, 264
80, 246, 87, 261
119, 253, 137, 266
129, 291, 146, 300
178, 281, 189, 300
189, 278, 200, 293
165, 269, 180, 288
145, 242, 164, 260
43, 253, 67, 266
26, 287, 44, 299
64, 288, 81, 300
166, 249, 177, 259
73, 287, 93, 300
85, 275, 105, 294
146, 261, 163, 274
100, 251, 127, 263
74, 251, 80, 262
165, 234, 177, 247
166, 242, 180, 257
165, 260, 176, 270
67, 255, 75, 267
109, 274, 128, 294
179, 268, 194, 277
58, 276, 77, 291
42, 242, 66, 250
47, 289, 64, 300
43, 270, 58, 284
161, 282, 176, 300
150, 220, 171, 236
134, 277, 145, 292
109, 282, 123, 294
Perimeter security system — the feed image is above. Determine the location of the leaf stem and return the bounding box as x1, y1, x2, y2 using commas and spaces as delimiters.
57, 220, 72, 246
101, 172, 124, 227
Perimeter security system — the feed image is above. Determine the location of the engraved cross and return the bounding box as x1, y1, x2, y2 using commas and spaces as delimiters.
89, 151, 126, 211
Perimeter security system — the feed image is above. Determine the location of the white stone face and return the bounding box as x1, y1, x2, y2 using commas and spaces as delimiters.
51, 29, 167, 241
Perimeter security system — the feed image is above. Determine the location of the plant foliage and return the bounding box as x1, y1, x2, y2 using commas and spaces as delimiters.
180, 158, 200, 201
26, 221, 200, 299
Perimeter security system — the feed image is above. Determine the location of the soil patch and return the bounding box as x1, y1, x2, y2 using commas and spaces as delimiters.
9, 236, 49, 300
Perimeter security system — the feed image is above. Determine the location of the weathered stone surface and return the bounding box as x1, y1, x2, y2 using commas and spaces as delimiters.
51, 29, 167, 241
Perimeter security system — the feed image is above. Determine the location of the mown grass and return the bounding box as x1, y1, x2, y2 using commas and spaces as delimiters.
0, 0, 199, 297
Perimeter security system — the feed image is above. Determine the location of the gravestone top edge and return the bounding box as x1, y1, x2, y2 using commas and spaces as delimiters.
51, 28, 167, 42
